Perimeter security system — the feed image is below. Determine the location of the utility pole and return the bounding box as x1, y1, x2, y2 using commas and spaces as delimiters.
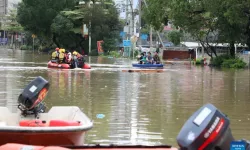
138, 0, 142, 46
126, 0, 130, 39
130, 0, 134, 37
150, 26, 152, 51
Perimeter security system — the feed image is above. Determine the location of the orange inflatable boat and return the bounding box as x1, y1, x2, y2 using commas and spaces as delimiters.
48, 61, 91, 69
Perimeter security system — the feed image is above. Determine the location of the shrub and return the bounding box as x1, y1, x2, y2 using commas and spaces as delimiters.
195, 58, 202, 65
89, 49, 98, 56
20, 45, 28, 50
109, 51, 120, 58
210, 54, 232, 66
210, 54, 246, 69
221, 58, 246, 69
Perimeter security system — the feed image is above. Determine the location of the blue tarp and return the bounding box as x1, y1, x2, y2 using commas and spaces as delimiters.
141, 34, 148, 40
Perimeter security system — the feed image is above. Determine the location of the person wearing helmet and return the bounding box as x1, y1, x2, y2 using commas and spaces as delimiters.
76, 52, 85, 67
72, 50, 79, 68
51, 48, 60, 63
58, 48, 65, 64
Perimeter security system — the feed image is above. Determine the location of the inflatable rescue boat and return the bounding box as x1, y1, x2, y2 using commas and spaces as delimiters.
132, 63, 164, 69
0, 76, 93, 146
48, 61, 91, 69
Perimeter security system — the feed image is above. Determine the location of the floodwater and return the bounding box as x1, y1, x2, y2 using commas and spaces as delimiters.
0, 49, 250, 146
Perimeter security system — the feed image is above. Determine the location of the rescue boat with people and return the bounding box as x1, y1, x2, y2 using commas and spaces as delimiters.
48, 48, 91, 69
47, 61, 91, 69
0, 76, 93, 146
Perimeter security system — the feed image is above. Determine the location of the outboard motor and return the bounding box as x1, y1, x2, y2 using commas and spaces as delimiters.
177, 103, 233, 150
176, 103, 250, 150
17, 76, 50, 118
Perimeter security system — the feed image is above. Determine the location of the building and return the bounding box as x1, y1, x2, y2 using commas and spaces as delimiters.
0, 0, 21, 15
113, 0, 126, 19
0, 0, 21, 43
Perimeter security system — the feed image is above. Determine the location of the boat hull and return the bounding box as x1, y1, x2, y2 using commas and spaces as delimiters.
47, 61, 91, 69
132, 64, 164, 68
0, 143, 178, 150
122, 69, 164, 73
0, 131, 85, 146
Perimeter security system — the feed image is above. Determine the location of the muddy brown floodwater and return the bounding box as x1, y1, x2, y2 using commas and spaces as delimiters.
0, 49, 249, 146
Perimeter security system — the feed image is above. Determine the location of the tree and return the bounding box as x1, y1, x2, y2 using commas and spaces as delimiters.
142, 0, 169, 31
62, 0, 122, 53
17, 0, 121, 53
166, 30, 183, 46
17, 0, 79, 48
1, 9, 23, 32
143, 0, 250, 58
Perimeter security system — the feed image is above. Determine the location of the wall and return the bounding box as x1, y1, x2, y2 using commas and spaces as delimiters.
0, 0, 7, 15
163, 50, 196, 60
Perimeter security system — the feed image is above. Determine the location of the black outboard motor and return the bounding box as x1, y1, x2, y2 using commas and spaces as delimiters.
17, 76, 50, 118
177, 103, 233, 150
177, 103, 250, 150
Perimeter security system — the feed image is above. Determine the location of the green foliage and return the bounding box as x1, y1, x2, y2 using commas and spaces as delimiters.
1, 9, 23, 32
211, 54, 246, 69
102, 37, 117, 53
221, 58, 247, 69
17, 0, 121, 53
142, 0, 250, 58
142, 0, 168, 31
195, 58, 202, 65
99, 51, 120, 58
20, 45, 32, 50
51, 14, 74, 35
166, 30, 183, 46
109, 51, 120, 58
17, 0, 78, 36
211, 54, 232, 66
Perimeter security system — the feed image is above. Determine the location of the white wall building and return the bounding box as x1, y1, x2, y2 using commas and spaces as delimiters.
114, 0, 126, 19
0, 0, 21, 15
113, 0, 139, 37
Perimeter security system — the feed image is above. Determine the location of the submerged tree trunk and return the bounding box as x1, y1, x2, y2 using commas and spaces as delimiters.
229, 41, 235, 58
200, 41, 213, 58
210, 46, 217, 57
245, 16, 250, 48
52, 33, 60, 47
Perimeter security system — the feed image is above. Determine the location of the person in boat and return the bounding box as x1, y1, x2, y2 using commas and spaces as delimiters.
76, 51, 85, 67
71, 50, 85, 68
146, 52, 153, 64
67, 51, 72, 64
51, 48, 60, 63
153, 51, 161, 64
137, 52, 143, 63
138, 52, 147, 64
58, 49, 66, 64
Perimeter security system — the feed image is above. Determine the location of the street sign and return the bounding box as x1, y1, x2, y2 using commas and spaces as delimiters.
123, 40, 131, 47
32, 34, 36, 38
